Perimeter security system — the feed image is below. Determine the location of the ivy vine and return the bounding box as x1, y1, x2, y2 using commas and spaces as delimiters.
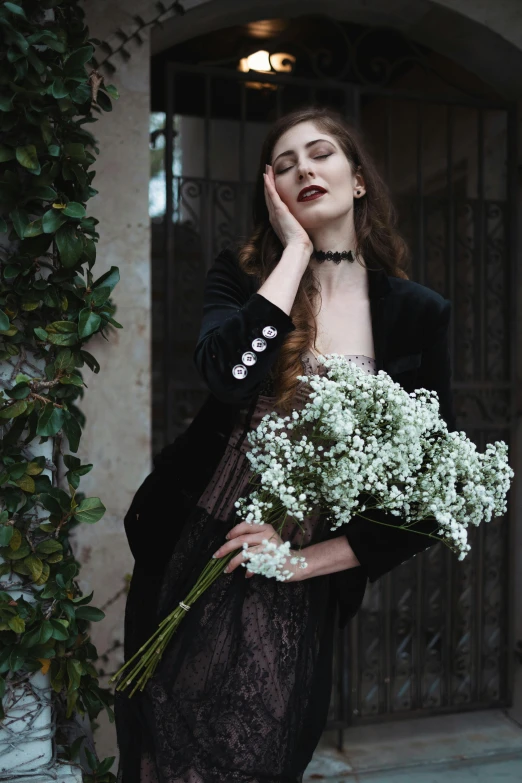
0, 0, 124, 779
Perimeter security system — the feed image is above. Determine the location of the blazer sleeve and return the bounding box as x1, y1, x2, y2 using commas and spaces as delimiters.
193, 247, 296, 404
338, 297, 456, 584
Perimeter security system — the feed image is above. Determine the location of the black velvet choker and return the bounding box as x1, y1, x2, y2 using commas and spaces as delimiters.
311, 249, 355, 264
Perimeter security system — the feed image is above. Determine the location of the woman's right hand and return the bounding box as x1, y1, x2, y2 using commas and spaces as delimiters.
263, 164, 313, 253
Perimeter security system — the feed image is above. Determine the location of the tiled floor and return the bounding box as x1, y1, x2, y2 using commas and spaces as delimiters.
304, 709, 522, 782
305, 754, 522, 782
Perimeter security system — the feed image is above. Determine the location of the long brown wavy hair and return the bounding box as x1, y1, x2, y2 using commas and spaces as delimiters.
237, 106, 410, 412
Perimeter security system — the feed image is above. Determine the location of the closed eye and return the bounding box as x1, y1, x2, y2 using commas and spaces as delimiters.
276, 153, 332, 175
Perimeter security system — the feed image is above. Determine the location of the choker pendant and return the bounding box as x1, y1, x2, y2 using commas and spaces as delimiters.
311, 250, 355, 264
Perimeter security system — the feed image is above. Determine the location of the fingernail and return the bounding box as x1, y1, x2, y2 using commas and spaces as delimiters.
223, 566, 229, 573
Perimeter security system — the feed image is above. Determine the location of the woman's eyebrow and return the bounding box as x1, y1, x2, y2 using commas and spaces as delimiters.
272, 138, 335, 166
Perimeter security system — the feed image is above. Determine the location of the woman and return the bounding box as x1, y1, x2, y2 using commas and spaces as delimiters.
115, 106, 456, 783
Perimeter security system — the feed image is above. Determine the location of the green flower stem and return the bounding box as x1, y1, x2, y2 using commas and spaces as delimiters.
109, 549, 238, 697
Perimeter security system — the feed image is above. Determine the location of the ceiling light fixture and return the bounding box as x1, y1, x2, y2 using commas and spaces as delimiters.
238, 49, 296, 89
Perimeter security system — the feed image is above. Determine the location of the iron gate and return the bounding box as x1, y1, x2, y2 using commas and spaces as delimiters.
152, 32, 517, 735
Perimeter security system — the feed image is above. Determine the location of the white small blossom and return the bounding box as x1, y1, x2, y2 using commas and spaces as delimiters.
233, 353, 514, 577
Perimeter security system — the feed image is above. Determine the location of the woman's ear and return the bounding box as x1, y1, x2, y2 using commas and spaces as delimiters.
354, 170, 366, 197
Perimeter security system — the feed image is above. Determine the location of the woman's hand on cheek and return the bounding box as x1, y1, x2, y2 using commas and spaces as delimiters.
263, 164, 313, 253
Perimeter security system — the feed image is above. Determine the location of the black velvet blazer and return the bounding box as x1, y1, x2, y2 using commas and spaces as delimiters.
123, 246, 456, 643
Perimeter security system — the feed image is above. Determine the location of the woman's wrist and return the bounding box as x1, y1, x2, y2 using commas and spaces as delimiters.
295, 536, 361, 580
282, 241, 313, 267
257, 244, 311, 316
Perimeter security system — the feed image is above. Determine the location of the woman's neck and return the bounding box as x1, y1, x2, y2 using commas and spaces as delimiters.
308, 222, 367, 299
310, 255, 369, 300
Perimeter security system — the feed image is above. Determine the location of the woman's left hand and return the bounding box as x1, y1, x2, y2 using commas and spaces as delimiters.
212, 522, 301, 581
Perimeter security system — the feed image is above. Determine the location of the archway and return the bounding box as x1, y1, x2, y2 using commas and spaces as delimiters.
147, 12, 516, 734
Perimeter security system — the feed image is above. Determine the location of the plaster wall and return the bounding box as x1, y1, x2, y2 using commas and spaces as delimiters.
78, 0, 522, 768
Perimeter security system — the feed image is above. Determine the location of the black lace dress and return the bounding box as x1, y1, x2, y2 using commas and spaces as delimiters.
115, 352, 376, 783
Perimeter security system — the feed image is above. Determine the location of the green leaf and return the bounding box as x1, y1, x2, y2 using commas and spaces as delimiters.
62, 412, 81, 452
70, 83, 92, 105
0, 95, 14, 112
0, 400, 28, 419
15, 474, 35, 493
93, 266, 119, 293
4, 265, 20, 280
5, 542, 30, 560
42, 208, 67, 233
51, 79, 69, 99
34, 327, 48, 340
105, 84, 120, 100
64, 45, 95, 71
50, 619, 69, 640
78, 308, 101, 339
47, 332, 78, 346
6, 382, 30, 400
67, 658, 83, 691
36, 539, 63, 555
48, 144, 60, 157
75, 605, 105, 622
106, 316, 123, 329
0, 144, 15, 162
8, 616, 25, 634
63, 143, 86, 161
63, 455, 81, 470
16, 145, 40, 175
0, 527, 13, 547
9, 208, 29, 240
54, 348, 75, 371
28, 185, 57, 201
39, 118, 53, 146
59, 374, 84, 387
63, 201, 86, 218
39, 494, 63, 516
96, 91, 112, 112
73, 497, 106, 525
27, 48, 45, 75
56, 223, 85, 267
7, 463, 26, 481
36, 405, 64, 437
24, 217, 44, 237
40, 620, 54, 645
89, 286, 111, 307
24, 555, 43, 582
9, 650, 26, 671
48, 320, 77, 333
4, 3, 27, 19
79, 350, 100, 374
0, 310, 9, 331
6, 26, 28, 54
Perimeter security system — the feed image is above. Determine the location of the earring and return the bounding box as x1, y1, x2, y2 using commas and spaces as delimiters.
355, 189, 361, 196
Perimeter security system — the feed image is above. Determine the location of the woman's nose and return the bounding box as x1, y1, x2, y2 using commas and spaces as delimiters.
297, 164, 314, 179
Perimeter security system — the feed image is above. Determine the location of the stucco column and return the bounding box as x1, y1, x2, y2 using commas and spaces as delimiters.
75, 0, 153, 763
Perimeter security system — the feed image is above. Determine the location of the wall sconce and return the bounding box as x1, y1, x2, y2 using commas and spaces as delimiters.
238, 49, 296, 89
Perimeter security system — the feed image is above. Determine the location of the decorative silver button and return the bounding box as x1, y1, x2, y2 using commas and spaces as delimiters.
232, 364, 248, 379
252, 337, 267, 352
262, 325, 277, 339
242, 351, 257, 366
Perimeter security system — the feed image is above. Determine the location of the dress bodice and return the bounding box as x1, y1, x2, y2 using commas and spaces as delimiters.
300, 349, 377, 377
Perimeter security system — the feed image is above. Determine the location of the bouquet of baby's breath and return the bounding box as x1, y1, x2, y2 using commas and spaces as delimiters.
111, 355, 513, 696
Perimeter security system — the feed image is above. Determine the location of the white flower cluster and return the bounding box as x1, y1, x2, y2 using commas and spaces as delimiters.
240, 540, 308, 581
234, 353, 514, 579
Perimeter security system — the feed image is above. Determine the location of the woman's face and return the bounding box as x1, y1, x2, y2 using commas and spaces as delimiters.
269, 120, 363, 230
